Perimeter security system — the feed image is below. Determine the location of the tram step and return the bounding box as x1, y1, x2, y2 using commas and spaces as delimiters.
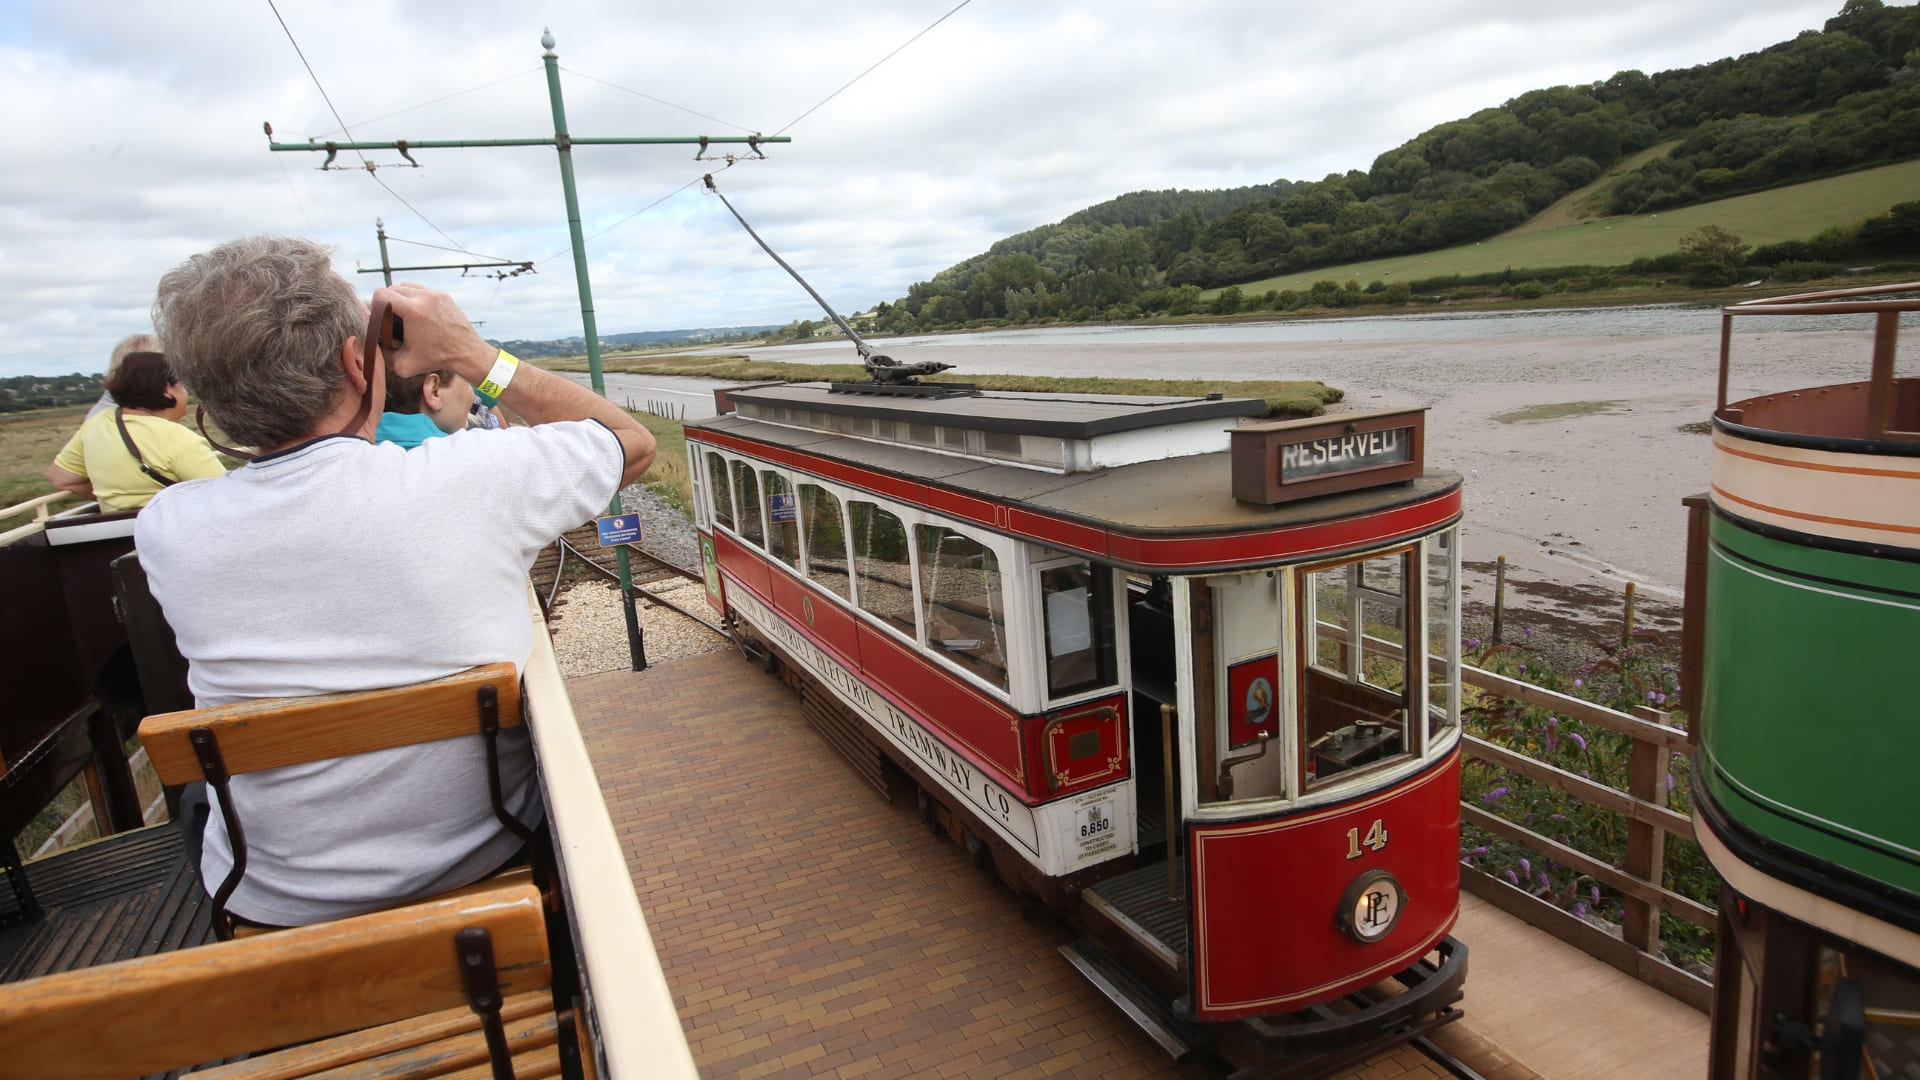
1060, 938, 1211, 1061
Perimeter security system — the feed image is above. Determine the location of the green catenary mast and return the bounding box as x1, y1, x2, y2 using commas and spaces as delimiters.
267, 29, 790, 670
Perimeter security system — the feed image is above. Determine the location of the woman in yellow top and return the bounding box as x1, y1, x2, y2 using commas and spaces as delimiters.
46, 351, 225, 512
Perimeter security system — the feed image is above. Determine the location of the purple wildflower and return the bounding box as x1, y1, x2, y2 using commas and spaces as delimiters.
1470, 847, 1489, 857
1654, 691, 1668, 706
1568, 732, 1586, 751
1667, 772, 1676, 792
1519, 663, 1528, 673
1573, 901, 1589, 918
1481, 786, 1510, 804
1536, 870, 1550, 888
1573, 678, 1584, 689
1503, 869, 1520, 885
1519, 857, 1532, 878
1523, 626, 1533, 639
1589, 885, 1601, 902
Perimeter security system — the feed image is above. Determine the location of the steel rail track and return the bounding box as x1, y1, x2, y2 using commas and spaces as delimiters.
550, 537, 730, 639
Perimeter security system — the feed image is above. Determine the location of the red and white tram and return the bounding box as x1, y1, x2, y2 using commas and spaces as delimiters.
684, 379, 1468, 1066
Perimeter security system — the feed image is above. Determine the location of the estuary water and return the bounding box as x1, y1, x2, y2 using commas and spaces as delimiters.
573, 303, 1915, 636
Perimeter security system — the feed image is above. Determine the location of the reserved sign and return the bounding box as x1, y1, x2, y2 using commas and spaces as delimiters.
1231, 407, 1426, 505
1281, 426, 1413, 482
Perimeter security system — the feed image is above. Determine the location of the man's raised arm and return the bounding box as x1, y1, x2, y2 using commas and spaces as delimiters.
375, 282, 655, 486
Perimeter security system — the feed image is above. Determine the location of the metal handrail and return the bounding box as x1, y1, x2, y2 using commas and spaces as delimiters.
1717, 280, 1920, 440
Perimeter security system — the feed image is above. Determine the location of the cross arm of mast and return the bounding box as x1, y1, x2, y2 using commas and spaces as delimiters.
355, 261, 535, 274
267, 134, 789, 153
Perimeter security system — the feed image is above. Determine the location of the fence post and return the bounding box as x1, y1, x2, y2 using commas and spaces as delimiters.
1623, 708, 1671, 961
1622, 581, 1637, 646
1491, 555, 1507, 644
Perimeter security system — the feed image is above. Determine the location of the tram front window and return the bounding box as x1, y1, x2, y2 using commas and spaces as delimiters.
915, 527, 1009, 691
1302, 549, 1416, 789
1040, 561, 1116, 699
1427, 528, 1460, 743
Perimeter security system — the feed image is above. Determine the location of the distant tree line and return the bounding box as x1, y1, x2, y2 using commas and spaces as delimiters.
875, 0, 1920, 333
0, 372, 101, 413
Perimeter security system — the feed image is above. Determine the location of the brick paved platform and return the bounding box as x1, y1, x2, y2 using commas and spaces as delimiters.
569, 652, 1520, 1080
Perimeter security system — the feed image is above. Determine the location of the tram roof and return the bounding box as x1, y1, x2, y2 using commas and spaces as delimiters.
721, 382, 1265, 438
691, 409, 1461, 555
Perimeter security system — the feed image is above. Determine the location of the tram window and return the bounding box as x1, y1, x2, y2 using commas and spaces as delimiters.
800, 485, 853, 601
707, 452, 735, 532
731, 461, 764, 547
1427, 529, 1460, 743
1041, 562, 1117, 699
915, 527, 1009, 691
762, 471, 799, 570
1299, 550, 1416, 790
850, 501, 916, 637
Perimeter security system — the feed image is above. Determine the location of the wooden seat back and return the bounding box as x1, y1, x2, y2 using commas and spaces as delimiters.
139, 663, 522, 784
0, 881, 550, 1080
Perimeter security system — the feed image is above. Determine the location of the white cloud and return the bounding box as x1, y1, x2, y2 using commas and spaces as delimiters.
0, 0, 1846, 376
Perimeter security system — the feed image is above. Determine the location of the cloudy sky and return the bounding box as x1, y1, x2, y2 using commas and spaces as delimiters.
0, 0, 1851, 378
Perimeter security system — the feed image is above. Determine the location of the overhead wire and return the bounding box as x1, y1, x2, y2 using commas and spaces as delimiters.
263, 0, 491, 261
309, 67, 543, 140
273, 151, 318, 239
775, 0, 973, 135
559, 68, 752, 133
530, 1, 977, 260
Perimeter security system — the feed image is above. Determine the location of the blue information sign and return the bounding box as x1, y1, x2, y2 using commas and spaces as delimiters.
767, 493, 798, 523
595, 514, 643, 547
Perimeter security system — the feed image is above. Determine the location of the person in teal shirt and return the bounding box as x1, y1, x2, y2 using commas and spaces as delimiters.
376, 367, 476, 449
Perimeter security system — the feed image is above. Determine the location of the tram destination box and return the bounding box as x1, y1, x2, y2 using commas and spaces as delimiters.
1230, 407, 1427, 505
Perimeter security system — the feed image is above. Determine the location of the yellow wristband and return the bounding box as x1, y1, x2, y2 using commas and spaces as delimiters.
475, 349, 519, 406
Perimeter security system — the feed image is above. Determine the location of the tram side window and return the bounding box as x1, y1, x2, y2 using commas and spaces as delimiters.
762, 471, 799, 570
800, 485, 853, 601
916, 527, 1009, 691
707, 452, 735, 532
850, 501, 916, 637
1300, 550, 1415, 789
1041, 561, 1116, 698
731, 461, 764, 547
1427, 528, 1459, 743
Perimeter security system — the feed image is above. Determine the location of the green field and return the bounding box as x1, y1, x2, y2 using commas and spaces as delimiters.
1229, 158, 1920, 296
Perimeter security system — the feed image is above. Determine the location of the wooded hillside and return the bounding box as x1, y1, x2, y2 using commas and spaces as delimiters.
868, 0, 1920, 333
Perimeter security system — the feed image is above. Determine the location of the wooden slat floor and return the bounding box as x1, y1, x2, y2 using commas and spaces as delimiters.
0, 822, 216, 983
571, 652, 1557, 1080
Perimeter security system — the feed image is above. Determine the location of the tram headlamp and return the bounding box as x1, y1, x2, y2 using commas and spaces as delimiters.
1337, 868, 1405, 944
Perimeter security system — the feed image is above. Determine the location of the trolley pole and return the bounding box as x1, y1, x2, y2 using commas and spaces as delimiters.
265, 29, 789, 672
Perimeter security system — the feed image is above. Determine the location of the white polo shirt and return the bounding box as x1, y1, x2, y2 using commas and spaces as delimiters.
136, 420, 624, 925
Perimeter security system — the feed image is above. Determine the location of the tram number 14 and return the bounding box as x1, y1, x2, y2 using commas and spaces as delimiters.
1346, 819, 1389, 860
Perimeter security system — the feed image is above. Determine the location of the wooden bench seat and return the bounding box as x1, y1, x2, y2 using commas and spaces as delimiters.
0, 881, 552, 1080
136, 664, 537, 937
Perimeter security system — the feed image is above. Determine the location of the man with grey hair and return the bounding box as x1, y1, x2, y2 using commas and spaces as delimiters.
136, 235, 654, 927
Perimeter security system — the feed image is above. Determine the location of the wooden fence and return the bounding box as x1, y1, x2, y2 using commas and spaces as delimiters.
1456, 661, 1712, 1011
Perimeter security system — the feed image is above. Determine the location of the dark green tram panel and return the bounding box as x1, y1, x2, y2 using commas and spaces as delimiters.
1699, 515, 1920, 896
